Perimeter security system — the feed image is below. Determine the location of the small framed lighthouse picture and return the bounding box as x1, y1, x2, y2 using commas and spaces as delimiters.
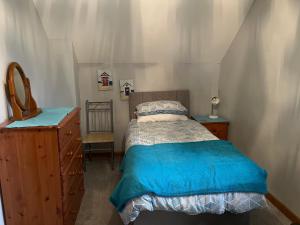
97, 70, 113, 91
120, 80, 134, 100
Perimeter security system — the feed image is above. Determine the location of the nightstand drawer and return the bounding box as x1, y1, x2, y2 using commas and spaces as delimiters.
192, 115, 230, 140
202, 123, 228, 140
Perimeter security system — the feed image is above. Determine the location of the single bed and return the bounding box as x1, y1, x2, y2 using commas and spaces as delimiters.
111, 90, 267, 225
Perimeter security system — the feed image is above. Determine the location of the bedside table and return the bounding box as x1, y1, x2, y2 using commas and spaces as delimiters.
192, 115, 229, 140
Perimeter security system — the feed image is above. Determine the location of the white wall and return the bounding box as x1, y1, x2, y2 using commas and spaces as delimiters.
48, 39, 78, 107
219, 0, 300, 216
0, 0, 78, 122
79, 63, 220, 151
33, 0, 253, 64
73, 47, 80, 106
43, 0, 253, 152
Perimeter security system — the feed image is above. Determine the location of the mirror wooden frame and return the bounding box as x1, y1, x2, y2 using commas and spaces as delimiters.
6, 62, 41, 121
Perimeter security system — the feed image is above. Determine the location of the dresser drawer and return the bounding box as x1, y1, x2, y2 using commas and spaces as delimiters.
63, 175, 84, 214
63, 180, 84, 225
58, 112, 80, 151
62, 147, 84, 197
60, 137, 81, 174
202, 123, 228, 140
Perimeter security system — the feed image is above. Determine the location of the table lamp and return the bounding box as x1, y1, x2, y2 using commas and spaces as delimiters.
209, 96, 220, 119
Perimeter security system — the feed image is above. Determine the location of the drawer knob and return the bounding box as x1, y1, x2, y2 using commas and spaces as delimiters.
66, 151, 74, 156
76, 154, 83, 159
66, 130, 72, 136
69, 191, 76, 196
68, 171, 75, 176
68, 170, 83, 176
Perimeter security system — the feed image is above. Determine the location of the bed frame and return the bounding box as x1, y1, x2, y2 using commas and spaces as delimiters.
129, 90, 190, 120
127, 90, 251, 225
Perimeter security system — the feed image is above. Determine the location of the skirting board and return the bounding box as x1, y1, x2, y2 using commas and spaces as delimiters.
266, 193, 300, 223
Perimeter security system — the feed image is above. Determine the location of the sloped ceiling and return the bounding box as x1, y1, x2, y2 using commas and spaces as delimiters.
33, 0, 254, 64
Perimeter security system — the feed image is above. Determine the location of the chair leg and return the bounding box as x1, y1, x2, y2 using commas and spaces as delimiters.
88, 143, 92, 161
83, 144, 87, 172
83, 143, 92, 172
111, 142, 115, 170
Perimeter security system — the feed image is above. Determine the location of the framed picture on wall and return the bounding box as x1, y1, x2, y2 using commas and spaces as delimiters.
120, 80, 134, 100
97, 70, 113, 91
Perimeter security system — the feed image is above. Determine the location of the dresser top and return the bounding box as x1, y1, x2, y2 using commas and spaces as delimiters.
192, 115, 229, 124
6, 107, 75, 128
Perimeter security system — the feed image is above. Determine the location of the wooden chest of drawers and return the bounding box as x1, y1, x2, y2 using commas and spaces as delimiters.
0, 108, 84, 225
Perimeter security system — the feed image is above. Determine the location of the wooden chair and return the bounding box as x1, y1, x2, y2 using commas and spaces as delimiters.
81, 100, 114, 170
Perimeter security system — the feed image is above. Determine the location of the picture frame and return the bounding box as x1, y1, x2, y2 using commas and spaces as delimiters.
97, 70, 113, 91
120, 80, 134, 100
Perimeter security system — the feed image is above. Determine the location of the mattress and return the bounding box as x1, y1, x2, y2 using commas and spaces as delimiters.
120, 119, 267, 224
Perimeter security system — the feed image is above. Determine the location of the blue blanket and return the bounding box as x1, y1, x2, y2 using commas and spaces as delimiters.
110, 140, 267, 212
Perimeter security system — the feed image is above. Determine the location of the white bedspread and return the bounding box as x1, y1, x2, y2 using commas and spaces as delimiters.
120, 119, 267, 224
125, 119, 218, 151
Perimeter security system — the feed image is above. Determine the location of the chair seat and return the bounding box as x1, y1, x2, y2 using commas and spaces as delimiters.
81, 132, 114, 144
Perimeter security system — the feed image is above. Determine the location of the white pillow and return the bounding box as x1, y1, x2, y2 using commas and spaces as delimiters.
137, 114, 188, 123
136, 100, 188, 116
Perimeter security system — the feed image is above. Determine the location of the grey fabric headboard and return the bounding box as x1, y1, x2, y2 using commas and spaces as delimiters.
129, 90, 190, 120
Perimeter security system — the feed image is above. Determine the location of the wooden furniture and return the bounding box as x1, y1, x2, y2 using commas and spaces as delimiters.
0, 108, 84, 225
192, 115, 229, 140
81, 100, 114, 170
129, 90, 190, 119
6, 62, 41, 121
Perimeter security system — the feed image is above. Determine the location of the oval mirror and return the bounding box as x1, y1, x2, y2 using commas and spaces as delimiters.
13, 68, 26, 109
6, 62, 41, 121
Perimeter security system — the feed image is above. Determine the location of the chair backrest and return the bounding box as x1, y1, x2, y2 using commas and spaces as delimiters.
85, 100, 113, 133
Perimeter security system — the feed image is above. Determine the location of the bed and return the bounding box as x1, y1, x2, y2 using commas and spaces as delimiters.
111, 90, 268, 225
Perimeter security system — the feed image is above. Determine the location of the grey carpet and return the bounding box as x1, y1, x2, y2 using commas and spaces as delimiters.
75, 157, 288, 225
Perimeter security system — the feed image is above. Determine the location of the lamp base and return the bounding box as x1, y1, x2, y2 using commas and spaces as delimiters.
209, 115, 219, 119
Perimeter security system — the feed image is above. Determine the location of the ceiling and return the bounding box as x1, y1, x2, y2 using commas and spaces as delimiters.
33, 0, 254, 64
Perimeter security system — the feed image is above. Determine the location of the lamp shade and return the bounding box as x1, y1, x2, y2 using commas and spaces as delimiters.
211, 96, 220, 106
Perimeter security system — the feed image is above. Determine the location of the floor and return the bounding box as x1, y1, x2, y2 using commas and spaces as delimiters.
75, 157, 291, 225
